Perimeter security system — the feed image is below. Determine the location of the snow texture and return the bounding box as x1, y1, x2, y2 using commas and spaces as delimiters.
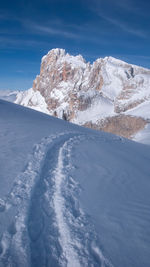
133, 123, 150, 145
15, 88, 50, 114
0, 99, 150, 267
126, 100, 150, 120
0, 90, 19, 102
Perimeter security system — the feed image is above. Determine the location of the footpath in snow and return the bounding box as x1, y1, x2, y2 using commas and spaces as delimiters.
0, 132, 112, 267
0, 100, 150, 267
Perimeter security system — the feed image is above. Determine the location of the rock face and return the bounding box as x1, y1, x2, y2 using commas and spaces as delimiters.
15, 48, 150, 139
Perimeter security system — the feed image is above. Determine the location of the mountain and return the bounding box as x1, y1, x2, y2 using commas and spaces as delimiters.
0, 99, 150, 266
15, 48, 150, 144
0, 90, 19, 102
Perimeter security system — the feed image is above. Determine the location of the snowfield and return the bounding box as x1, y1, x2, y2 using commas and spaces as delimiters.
0, 99, 150, 267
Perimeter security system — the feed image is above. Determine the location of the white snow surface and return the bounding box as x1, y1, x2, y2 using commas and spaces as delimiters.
0, 90, 19, 102
15, 88, 50, 114
126, 100, 150, 119
0, 99, 150, 267
133, 124, 150, 145
74, 96, 115, 124
43, 48, 86, 69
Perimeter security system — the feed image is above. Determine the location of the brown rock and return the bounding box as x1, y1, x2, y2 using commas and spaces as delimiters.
83, 115, 147, 139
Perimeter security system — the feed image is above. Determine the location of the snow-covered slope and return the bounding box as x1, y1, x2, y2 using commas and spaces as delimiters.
0, 99, 150, 267
15, 49, 150, 144
0, 90, 19, 102
133, 124, 150, 145
16, 88, 50, 114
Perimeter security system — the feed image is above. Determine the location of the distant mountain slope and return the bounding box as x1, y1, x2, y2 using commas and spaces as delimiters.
0, 99, 150, 266
15, 49, 150, 143
0, 90, 19, 102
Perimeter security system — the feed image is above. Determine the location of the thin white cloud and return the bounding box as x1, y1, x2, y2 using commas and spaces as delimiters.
112, 0, 148, 17
97, 12, 147, 38
88, 1, 148, 38
90, 0, 145, 16
0, 36, 49, 49
29, 22, 79, 39
21, 19, 109, 44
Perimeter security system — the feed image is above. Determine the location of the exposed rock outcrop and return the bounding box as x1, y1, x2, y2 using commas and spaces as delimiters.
83, 116, 147, 139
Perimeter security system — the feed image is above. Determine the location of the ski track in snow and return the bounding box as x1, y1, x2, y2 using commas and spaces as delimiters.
0, 132, 113, 267
52, 139, 81, 267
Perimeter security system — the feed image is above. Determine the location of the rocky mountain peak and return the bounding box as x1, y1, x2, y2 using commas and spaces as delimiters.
41, 48, 86, 67
15, 49, 150, 140
44, 48, 66, 59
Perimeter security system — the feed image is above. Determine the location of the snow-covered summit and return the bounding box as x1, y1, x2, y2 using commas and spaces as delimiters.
15, 48, 150, 143
41, 48, 86, 69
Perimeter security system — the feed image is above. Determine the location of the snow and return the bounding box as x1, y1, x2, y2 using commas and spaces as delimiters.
13, 49, 150, 146
100, 59, 125, 100
100, 57, 150, 105
62, 54, 86, 69
126, 100, 150, 119
0, 90, 19, 102
74, 96, 115, 124
44, 48, 86, 69
15, 88, 50, 114
133, 124, 150, 145
0, 99, 150, 266
52, 139, 81, 267
51, 81, 71, 102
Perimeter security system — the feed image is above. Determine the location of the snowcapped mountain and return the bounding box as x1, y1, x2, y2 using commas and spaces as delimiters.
15, 48, 150, 143
0, 99, 150, 266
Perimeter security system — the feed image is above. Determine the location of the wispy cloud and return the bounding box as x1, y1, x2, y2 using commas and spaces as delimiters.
93, 9, 147, 39
100, 15, 147, 38
27, 22, 79, 39
21, 18, 110, 44
0, 36, 49, 49
88, 0, 148, 38
1, 13, 79, 40
112, 0, 148, 17
90, 0, 146, 17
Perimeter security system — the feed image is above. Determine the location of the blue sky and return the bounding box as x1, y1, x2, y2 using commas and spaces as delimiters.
0, 0, 150, 90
